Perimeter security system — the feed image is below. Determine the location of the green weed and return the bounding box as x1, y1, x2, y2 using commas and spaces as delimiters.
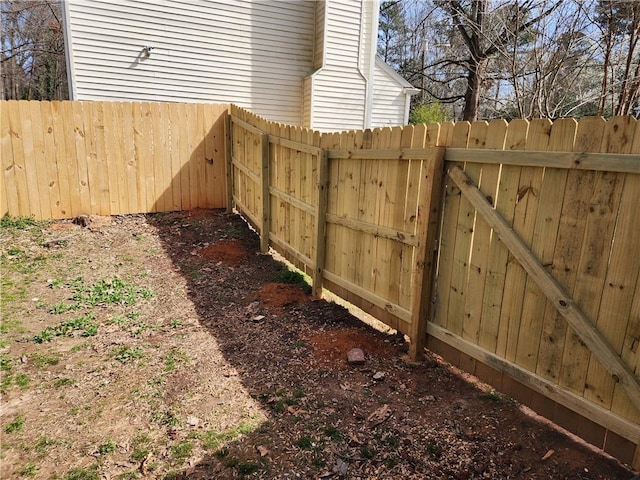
163, 348, 188, 372
0, 214, 44, 231
54, 377, 75, 388
61, 465, 99, 480
98, 439, 117, 455
19, 462, 37, 477
31, 352, 60, 367
34, 436, 59, 453
33, 313, 98, 343
169, 441, 193, 464
0, 353, 13, 371
111, 345, 144, 363
275, 267, 311, 294
296, 436, 313, 450
5, 413, 25, 433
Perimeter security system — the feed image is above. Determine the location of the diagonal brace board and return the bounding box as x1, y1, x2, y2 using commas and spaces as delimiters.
447, 165, 640, 412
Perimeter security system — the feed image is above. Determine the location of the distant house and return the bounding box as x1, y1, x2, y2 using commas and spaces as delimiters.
62, 0, 418, 131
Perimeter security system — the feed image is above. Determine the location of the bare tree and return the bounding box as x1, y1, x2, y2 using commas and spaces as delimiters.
1, 0, 68, 100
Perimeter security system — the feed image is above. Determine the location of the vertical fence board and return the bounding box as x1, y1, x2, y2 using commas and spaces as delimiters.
439, 121, 470, 335
534, 118, 577, 381
459, 121, 489, 345
494, 119, 529, 358
1, 101, 17, 216
82, 102, 99, 215
398, 125, 418, 310
17, 101, 43, 219
39, 102, 64, 218
475, 119, 508, 352
511, 119, 552, 369
7, 101, 30, 217
585, 117, 639, 411
28, 101, 52, 219
50, 102, 73, 217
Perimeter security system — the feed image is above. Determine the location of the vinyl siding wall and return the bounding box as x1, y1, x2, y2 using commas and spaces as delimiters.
309, 0, 367, 131
65, 0, 315, 125
371, 61, 410, 127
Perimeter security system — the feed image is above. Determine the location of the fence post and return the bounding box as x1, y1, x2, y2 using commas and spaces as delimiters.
312, 149, 329, 298
409, 147, 445, 360
260, 132, 270, 253
225, 112, 233, 213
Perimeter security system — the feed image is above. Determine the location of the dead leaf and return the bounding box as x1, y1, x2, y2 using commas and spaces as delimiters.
367, 404, 391, 426
256, 445, 269, 457
348, 432, 363, 445
541, 449, 555, 461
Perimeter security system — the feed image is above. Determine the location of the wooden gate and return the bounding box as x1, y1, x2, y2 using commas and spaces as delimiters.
429, 117, 640, 467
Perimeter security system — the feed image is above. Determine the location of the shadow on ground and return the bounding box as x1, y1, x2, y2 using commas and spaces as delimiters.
147, 208, 633, 480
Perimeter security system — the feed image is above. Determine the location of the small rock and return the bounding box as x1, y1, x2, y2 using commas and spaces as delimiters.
347, 348, 365, 365
251, 315, 265, 322
424, 395, 436, 402
187, 415, 200, 427
372, 371, 385, 381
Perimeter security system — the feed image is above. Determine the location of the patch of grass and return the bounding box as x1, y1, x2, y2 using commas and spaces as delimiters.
54, 377, 75, 388
19, 462, 37, 477
202, 421, 256, 451
33, 313, 98, 343
237, 461, 260, 475
111, 345, 144, 363
324, 425, 342, 442
0, 214, 44, 231
0, 317, 25, 334
151, 410, 180, 427
31, 351, 60, 367
13, 373, 30, 390
163, 348, 188, 372
116, 472, 140, 480
169, 319, 183, 329
359, 445, 376, 459
98, 439, 117, 455
274, 267, 311, 294
169, 441, 193, 464
34, 436, 59, 453
61, 465, 99, 480
296, 436, 313, 450
0, 370, 29, 394
0, 353, 13, 371
5, 413, 25, 433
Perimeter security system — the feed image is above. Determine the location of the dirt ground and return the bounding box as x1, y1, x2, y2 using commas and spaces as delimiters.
0, 209, 636, 480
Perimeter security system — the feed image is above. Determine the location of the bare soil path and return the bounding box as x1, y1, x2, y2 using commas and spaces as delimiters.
0, 210, 634, 479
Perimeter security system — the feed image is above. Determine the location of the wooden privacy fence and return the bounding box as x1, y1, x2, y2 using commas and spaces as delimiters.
229, 106, 640, 469
1, 100, 228, 219
228, 105, 444, 358
2, 100, 640, 469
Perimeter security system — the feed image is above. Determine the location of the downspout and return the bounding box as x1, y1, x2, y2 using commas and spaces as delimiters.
361, 0, 379, 129
61, 0, 77, 100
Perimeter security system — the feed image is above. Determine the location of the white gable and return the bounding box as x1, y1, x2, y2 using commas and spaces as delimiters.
371, 58, 418, 127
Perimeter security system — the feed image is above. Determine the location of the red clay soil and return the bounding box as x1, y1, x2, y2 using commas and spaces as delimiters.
200, 240, 248, 265
253, 283, 311, 311
305, 327, 400, 368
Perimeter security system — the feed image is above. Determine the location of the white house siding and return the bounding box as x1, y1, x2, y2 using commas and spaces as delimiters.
371, 59, 413, 127
313, 0, 325, 69
309, 0, 367, 131
64, 0, 315, 125
302, 76, 312, 128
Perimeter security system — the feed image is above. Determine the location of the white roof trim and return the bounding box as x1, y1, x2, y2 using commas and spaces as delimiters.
375, 57, 419, 94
